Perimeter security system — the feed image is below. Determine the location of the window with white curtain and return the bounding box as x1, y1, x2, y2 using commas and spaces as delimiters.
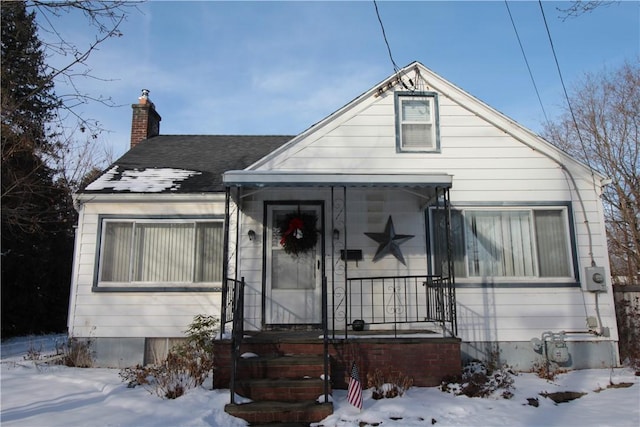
98, 219, 223, 287
395, 92, 440, 152
432, 207, 573, 280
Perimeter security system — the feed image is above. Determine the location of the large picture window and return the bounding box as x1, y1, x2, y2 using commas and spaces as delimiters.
433, 207, 574, 281
395, 91, 439, 152
97, 218, 223, 289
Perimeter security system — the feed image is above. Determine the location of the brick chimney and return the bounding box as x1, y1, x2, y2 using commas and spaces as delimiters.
130, 89, 161, 148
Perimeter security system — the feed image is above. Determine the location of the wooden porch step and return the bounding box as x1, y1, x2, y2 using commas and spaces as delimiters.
224, 401, 333, 425
237, 354, 326, 380
236, 378, 326, 402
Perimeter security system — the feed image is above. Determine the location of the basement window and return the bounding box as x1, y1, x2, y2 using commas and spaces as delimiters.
395, 91, 440, 152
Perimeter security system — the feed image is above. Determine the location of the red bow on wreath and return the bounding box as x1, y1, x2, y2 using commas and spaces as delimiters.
280, 217, 304, 245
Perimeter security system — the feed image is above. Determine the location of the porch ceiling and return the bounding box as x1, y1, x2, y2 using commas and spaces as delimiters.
222, 171, 453, 188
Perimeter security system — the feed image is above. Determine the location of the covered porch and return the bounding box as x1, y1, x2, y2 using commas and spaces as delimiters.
218, 172, 460, 423
221, 171, 457, 337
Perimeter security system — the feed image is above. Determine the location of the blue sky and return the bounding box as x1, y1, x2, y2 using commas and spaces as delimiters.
37, 1, 639, 160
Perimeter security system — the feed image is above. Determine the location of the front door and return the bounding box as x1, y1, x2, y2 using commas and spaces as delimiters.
265, 204, 322, 326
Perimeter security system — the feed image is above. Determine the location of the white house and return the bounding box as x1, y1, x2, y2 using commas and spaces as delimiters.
69, 62, 619, 376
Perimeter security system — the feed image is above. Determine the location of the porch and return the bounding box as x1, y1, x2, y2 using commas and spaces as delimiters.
216, 328, 460, 425
217, 275, 460, 425
214, 329, 462, 390
219, 174, 459, 424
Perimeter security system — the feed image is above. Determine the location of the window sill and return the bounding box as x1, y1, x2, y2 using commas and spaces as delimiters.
453, 280, 580, 288
92, 285, 222, 293
397, 147, 441, 153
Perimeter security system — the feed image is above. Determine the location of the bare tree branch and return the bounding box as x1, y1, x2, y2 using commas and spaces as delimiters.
556, 1, 618, 21
543, 60, 640, 284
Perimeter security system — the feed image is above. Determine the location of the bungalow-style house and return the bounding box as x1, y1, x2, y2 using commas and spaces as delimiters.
69, 62, 619, 422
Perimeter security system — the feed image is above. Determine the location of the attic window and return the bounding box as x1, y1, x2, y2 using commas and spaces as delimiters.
395, 92, 440, 152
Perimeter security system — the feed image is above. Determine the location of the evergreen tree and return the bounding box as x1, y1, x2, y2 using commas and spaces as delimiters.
1, 2, 73, 337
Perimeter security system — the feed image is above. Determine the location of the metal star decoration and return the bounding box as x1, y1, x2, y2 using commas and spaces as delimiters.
364, 216, 414, 265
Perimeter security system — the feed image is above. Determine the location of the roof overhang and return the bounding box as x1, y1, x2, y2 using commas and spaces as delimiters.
223, 171, 452, 188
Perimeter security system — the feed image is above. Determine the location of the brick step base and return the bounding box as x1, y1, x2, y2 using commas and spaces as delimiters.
236, 378, 327, 402
225, 401, 333, 425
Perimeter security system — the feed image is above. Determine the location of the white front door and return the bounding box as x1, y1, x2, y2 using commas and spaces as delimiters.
266, 204, 322, 326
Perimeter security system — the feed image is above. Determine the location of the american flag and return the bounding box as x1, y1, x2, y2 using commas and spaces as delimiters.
347, 361, 363, 410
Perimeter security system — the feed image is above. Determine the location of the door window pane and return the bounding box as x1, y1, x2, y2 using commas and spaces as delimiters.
271, 209, 316, 289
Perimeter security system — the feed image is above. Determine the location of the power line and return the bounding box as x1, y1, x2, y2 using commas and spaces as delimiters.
537, 0, 594, 174
538, 0, 598, 267
372, 0, 413, 91
373, 0, 401, 74
504, 0, 550, 127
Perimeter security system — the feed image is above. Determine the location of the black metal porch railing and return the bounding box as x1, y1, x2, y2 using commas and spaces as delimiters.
220, 277, 243, 337
344, 275, 457, 337
221, 277, 245, 405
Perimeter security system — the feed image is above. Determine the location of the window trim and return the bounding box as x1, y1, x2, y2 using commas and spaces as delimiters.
426, 202, 580, 288
395, 91, 441, 153
93, 215, 224, 292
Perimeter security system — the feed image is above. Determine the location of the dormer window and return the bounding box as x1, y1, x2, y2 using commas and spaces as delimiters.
395, 91, 440, 152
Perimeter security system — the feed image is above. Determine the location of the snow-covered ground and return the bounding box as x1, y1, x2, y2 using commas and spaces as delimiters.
1, 335, 639, 427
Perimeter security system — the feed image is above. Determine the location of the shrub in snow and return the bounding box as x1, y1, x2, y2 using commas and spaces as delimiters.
366, 368, 413, 399
531, 360, 567, 381
441, 360, 515, 399
23, 343, 43, 361
119, 315, 218, 399
59, 337, 94, 368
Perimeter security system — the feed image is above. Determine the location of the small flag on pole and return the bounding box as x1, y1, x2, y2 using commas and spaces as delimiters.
347, 361, 363, 410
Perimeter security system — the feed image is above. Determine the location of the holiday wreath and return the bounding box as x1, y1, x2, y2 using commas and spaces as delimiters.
277, 212, 318, 256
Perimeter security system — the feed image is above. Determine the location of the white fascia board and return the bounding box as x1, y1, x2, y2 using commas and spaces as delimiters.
73, 192, 225, 205
223, 171, 452, 187
251, 61, 603, 182
246, 67, 420, 171
414, 63, 606, 181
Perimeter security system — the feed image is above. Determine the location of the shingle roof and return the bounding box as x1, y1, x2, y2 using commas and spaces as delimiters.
81, 135, 293, 194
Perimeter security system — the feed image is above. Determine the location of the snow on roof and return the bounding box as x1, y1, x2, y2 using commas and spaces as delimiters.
85, 166, 202, 193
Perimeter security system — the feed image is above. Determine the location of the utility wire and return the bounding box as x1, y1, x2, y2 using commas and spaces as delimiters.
537, 1, 595, 176
373, 0, 410, 89
374, 0, 400, 73
538, 0, 598, 267
504, 0, 550, 127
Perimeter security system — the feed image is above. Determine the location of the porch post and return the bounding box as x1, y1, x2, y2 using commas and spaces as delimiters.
343, 185, 348, 339
220, 186, 231, 339
330, 186, 335, 339
444, 187, 458, 335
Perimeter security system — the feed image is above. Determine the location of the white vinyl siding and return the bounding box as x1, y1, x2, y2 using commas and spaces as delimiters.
433, 207, 573, 281
98, 219, 223, 286
67, 198, 225, 340
395, 92, 439, 152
